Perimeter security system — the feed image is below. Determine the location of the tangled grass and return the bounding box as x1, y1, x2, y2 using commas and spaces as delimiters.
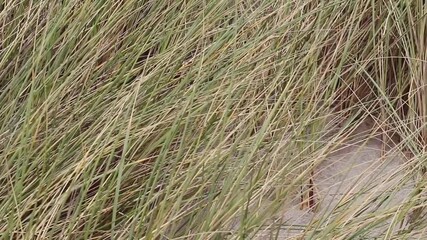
1, 0, 426, 239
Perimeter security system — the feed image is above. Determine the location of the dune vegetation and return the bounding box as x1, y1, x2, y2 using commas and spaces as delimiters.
1, 0, 426, 239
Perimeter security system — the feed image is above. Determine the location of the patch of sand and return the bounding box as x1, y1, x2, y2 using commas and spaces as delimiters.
254, 121, 422, 239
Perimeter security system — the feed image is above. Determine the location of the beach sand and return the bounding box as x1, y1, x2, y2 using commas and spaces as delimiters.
254, 120, 422, 239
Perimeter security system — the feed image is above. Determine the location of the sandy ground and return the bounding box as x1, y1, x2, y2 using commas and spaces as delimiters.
253, 120, 423, 239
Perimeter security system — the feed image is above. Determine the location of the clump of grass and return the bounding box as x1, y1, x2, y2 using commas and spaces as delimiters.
1, 0, 426, 239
